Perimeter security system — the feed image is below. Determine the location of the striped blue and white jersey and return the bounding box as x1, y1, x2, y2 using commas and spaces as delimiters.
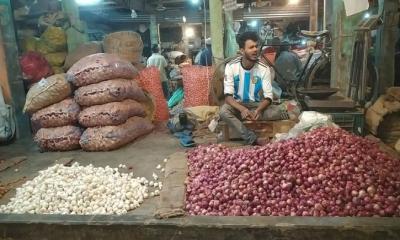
224, 57, 273, 103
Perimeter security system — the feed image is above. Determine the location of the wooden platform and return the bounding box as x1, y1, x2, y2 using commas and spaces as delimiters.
220, 120, 296, 141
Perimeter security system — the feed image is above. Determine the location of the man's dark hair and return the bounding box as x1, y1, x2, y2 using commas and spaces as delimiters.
175, 54, 188, 65
237, 31, 259, 49
151, 44, 160, 53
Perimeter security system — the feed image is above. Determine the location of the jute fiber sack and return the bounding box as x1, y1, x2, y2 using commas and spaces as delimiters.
45, 52, 67, 67
74, 78, 146, 107
103, 31, 143, 64
34, 125, 82, 152
40, 26, 67, 52
52, 67, 65, 74
31, 98, 80, 129
63, 42, 103, 70
80, 116, 154, 151
23, 74, 72, 114
78, 99, 145, 127
66, 53, 138, 87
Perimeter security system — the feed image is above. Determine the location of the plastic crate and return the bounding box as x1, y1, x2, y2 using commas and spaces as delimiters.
329, 110, 365, 136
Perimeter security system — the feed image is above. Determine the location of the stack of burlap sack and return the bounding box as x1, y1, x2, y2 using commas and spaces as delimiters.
24, 53, 154, 152
366, 87, 400, 153
69, 53, 154, 151
23, 74, 81, 151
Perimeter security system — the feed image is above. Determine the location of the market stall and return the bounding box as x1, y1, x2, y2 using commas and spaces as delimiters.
0, 0, 399, 239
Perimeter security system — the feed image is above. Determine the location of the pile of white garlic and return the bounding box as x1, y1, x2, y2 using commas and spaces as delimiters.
0, 162, 163, 215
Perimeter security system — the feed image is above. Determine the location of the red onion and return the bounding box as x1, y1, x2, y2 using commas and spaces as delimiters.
185, 127, 400, 217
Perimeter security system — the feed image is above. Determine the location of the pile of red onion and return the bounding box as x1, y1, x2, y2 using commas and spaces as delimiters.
186, 127, 400, 217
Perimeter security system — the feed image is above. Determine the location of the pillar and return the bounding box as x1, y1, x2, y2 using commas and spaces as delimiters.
209, 0, 224, 65
309, 0, 318, 31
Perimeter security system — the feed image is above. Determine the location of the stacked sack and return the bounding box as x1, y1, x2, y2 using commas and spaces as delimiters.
134, 67, 169, 121
36, 26, 68, 74
67, 53, 154, 151
181, 65, 213, 107
23, 74, 82, 152
103, 31, 143, 65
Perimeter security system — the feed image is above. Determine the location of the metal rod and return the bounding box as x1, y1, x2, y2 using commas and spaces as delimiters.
203, 0, 207, 39
323, 0, 326, 30
360, 32, 369, 105
301, 52, 315, 89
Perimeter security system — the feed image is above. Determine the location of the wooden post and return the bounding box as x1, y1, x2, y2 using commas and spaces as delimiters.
209, 0, 224, 65
309, 0, 318, 31
375, 0, 399, 94
0, 0, 30, 138
331, 0, 363, 93
181, 24, 189, 55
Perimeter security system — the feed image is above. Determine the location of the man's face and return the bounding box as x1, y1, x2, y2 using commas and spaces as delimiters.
241, 39, 259, 62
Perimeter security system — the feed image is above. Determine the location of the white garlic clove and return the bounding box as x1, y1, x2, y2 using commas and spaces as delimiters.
152, 173, 158, 181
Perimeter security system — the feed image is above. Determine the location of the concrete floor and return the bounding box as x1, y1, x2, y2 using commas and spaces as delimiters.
0, 126, 184, 215
1, 128, 400, 240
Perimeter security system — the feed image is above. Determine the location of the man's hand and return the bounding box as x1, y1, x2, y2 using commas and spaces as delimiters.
251, 99, 272, 121
241, 108, 254, 120
253, 109, 262, 120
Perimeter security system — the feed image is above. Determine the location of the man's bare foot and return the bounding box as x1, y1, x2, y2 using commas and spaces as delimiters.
254, 137, 269, 146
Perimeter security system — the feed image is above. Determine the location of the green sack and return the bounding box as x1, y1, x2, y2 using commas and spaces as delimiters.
168, 87, 184, 109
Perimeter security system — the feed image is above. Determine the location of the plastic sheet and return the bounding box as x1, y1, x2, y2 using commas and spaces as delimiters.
275, 111, 338, 141
19, 52, 53, 83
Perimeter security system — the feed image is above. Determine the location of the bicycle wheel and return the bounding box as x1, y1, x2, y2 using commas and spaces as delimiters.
304, 55, 331, 88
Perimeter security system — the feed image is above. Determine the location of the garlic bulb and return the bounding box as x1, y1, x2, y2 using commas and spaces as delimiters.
0, 163, 151, 215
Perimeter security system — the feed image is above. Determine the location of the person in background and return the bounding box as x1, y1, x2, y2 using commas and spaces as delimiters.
147, 44, 169, 99
194, 40, 205, 65
274, 42, 302, 91
199, 38, 213, 66
220, 31, 275, 146
168, 55, 191, 91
